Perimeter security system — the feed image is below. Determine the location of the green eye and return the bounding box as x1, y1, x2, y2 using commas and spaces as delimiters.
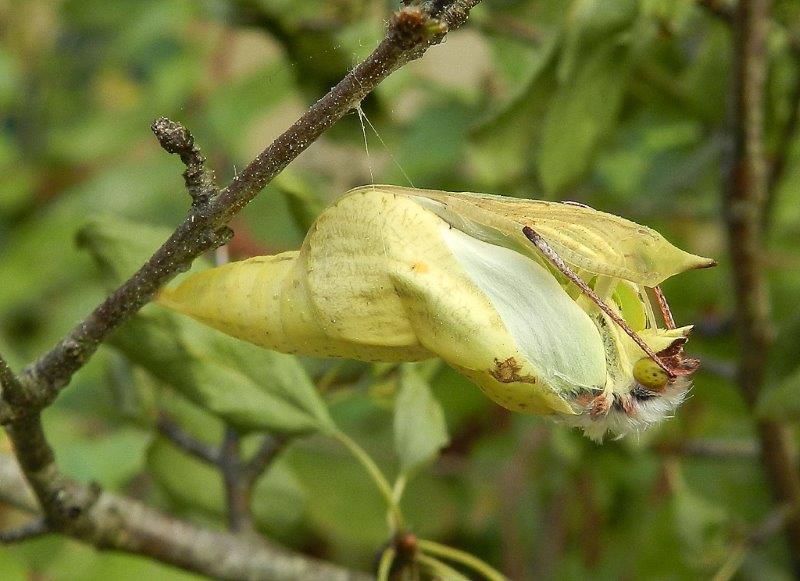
633, 357, 668, 390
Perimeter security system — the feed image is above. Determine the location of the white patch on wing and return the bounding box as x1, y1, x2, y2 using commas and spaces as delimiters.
442, 226, 607, 391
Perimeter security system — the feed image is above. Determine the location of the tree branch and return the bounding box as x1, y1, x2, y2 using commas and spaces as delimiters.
0, 452, 370, 580
4, 1, 481, 422
723, 0, 800, 571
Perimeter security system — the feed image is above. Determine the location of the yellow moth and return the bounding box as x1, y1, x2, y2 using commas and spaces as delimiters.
159, 185, 714, 441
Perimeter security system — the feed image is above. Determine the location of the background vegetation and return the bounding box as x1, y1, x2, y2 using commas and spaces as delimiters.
1, 0, 799, 579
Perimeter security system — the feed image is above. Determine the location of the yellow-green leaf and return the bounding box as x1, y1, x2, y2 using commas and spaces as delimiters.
394, 364, 450, 475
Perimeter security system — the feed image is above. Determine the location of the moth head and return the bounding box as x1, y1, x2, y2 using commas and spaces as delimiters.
556, 279, 699, 442
632, 357, 669, 390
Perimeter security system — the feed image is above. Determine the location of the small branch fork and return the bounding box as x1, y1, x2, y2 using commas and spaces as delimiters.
157, 416, 288, 535
0, 1, 483, 578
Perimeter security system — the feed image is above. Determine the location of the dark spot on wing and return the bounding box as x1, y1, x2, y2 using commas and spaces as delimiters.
489, 357, 537, 384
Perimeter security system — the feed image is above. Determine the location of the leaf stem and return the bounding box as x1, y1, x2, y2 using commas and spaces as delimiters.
392, 474, 408, 506
417, 539, 508, 581
712, 544, 747, 581
377, 547, 396, 581
416, 553, 471, 581
332, 430, 405, 531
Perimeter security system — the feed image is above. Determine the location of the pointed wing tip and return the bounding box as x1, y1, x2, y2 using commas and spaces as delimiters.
693, 257, 718, 269
672, 253, 716, 277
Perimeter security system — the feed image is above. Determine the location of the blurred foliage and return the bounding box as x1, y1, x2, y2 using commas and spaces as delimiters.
1, 0, 800, 579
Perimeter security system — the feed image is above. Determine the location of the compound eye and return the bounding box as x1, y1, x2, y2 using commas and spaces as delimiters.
633, 357, 669, 391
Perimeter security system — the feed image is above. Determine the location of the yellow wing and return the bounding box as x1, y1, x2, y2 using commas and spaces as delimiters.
158, 185, 714, 417
360, 185, 715, 287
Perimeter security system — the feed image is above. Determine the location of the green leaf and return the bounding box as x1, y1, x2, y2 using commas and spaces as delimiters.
108, 308, 333, 435
393, 364, 449, 476
0, 546, 30, 581
0, 159, 184, 313
469, 35, 560, 188
57, 428, 151, 490
273, 172, 326, 233
205, 62, 295, 158
537, 39, 632, 195
156, 387, 225, 444
78, 216, 335, 435
558, 0, 639, 82
671, 475, 727, 554
75, 216, 175, 283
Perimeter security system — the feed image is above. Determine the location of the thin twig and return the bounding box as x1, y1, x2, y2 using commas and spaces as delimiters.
243, 434, 289, 485
6, 1, 482, 424
0, 354, 20, 393
151, 117, 218, 207
0, 517, 50, 543
156, 413, 220, 465
210, 241, 254, 534
697, 0, 800, 59
768, 75, 800, 193
220, 427, 253, 534
159, 415, 284, 533
723, 0, 800, 570
498, 428, 547, 579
